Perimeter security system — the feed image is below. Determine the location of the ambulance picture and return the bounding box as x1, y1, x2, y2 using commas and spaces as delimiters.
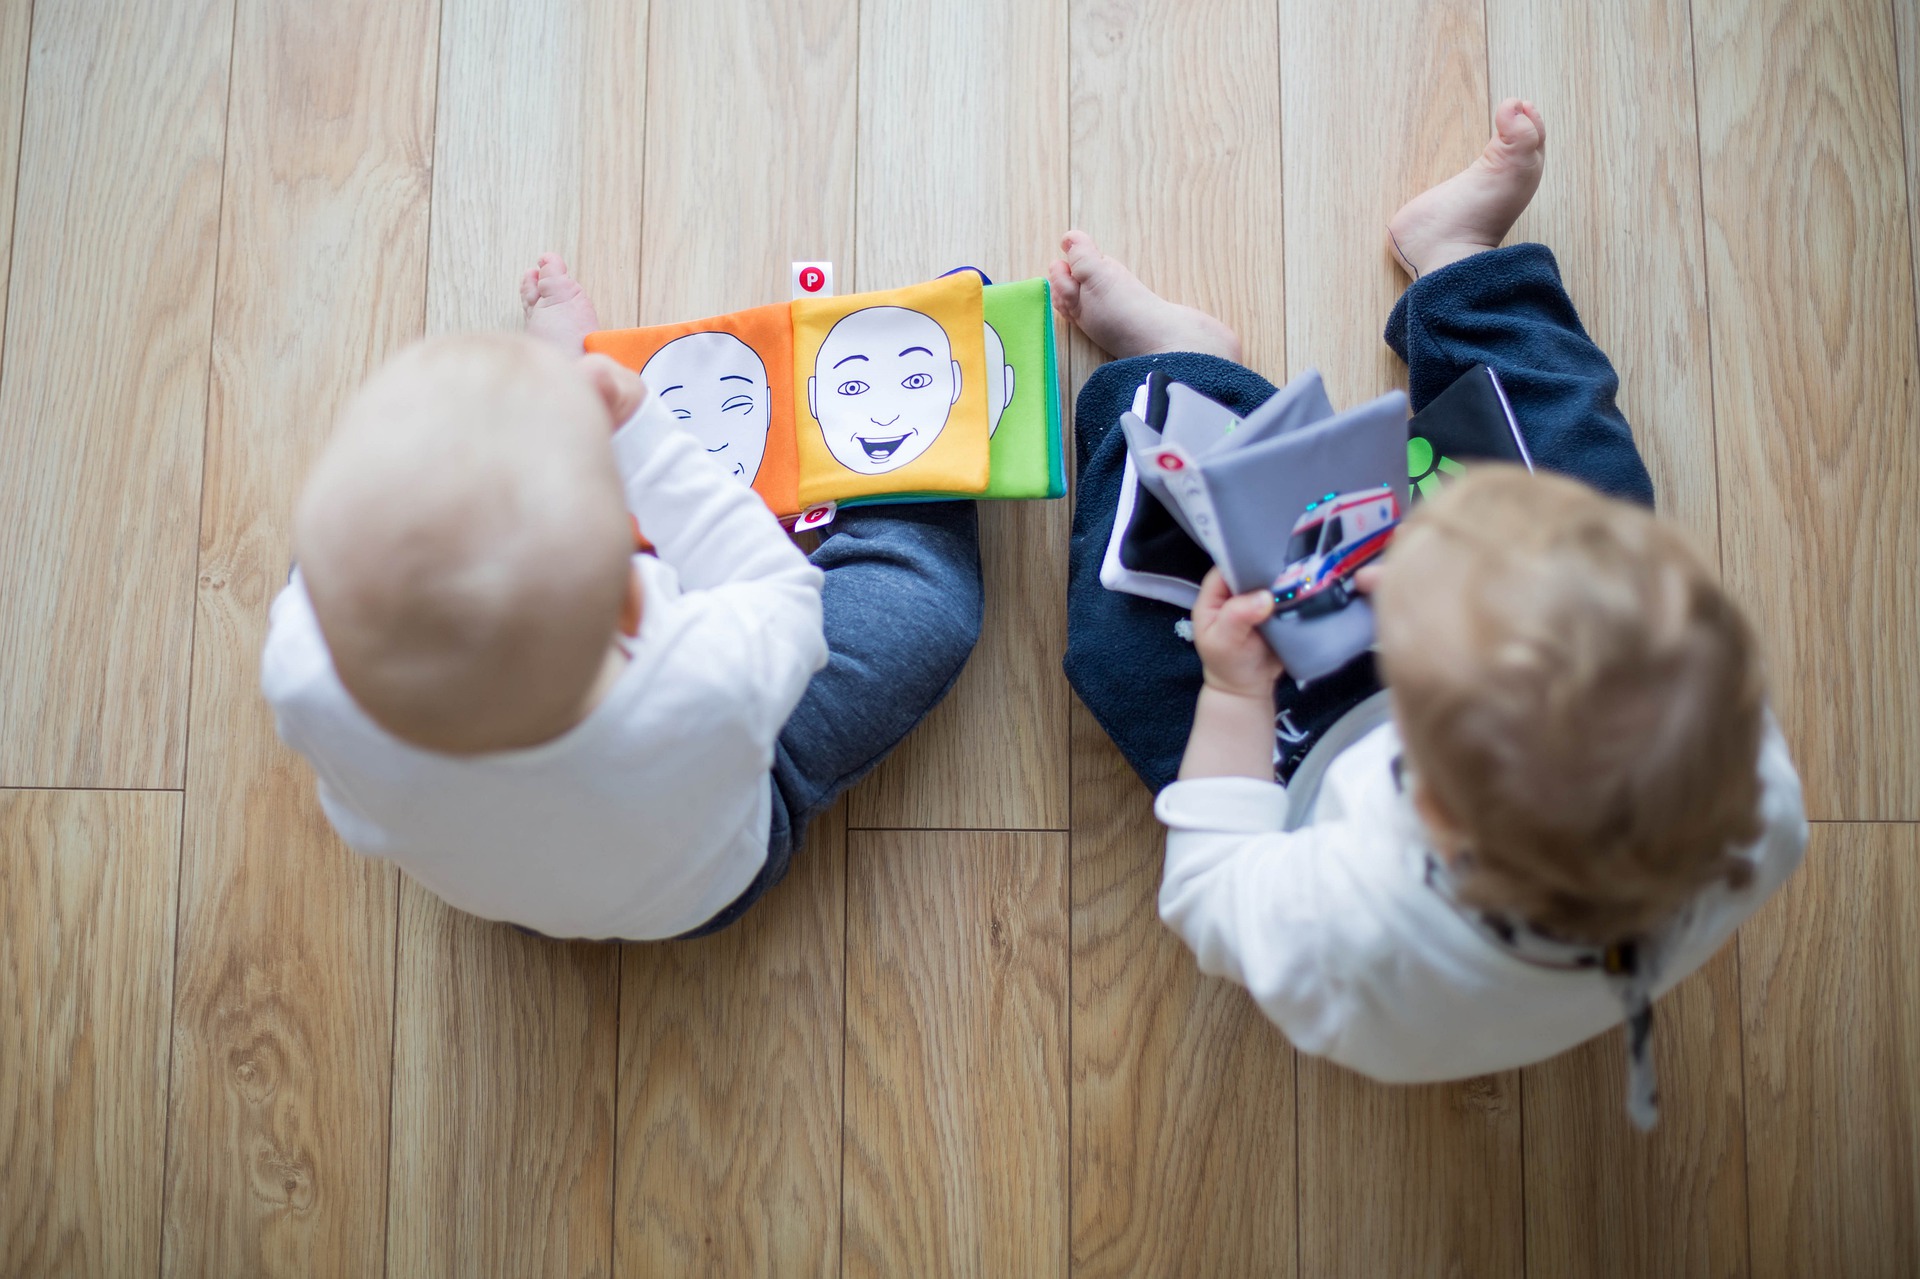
1269, 484, 1400, 618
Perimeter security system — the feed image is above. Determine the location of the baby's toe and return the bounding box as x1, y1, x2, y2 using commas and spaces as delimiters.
1062, 231, 1103, 275
1492, 98, 1543, 154
536, 252, 570, 281
1047, 259, 1080, 313
519, 268, 539, 308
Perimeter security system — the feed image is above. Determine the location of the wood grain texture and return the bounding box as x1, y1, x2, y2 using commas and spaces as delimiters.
1279, 0, 1487, 407
425, 0, 646, 334
1297, 1068, 1524, 1278
1692, 0, 1920, 819
1279, 6, 1527, 1274
636, 0, 857, 322
1522, 949, 1748, 1278
0, 0, 231, 788
161, 0, 437, 1271
383, 6, 647, 1271
1903, 0, 1920, 374
386, 895, 617, 1279
1740, 823, 1920, 1278
1068, 0, 1286, 376
1487, 0, 1721, 555
0, 0, 30, 380
1068, 706, 1295, 1278
843, 829, 1068, 1277
617, 803, 846, 1278
611, 6, 856, 1273
843, 0, 1071, 831
0, 790, 180, 1279
1062, 5, 1295, 1270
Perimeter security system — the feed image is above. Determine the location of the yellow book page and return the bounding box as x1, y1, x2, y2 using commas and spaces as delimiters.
791, 273, 991, 505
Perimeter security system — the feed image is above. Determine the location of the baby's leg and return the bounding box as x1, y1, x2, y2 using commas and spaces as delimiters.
520, 253, 602, 351
1383, 100, 1654, 507
1048, 232, 1242, 362
768, 504, 984, 844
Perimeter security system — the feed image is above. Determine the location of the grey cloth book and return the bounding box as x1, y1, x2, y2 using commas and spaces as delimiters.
1132, 380, 1411, 684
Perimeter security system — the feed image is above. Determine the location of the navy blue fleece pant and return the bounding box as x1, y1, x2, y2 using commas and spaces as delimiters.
681, 502, 984, 936
1065, 243, 1655, 793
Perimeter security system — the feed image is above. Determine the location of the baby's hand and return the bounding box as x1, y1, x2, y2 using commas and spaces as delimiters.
1191, 568, 1284, 699
578, 353, 648, 430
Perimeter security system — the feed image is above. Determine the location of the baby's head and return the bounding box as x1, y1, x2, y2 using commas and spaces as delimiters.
1374, 468, 1765, 942
295, 334, 639, 754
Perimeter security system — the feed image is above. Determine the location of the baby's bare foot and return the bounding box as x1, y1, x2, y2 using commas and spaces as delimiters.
1047, 231, 1242, 362
1387, 98, 1546, 279
520, 253, 602, 351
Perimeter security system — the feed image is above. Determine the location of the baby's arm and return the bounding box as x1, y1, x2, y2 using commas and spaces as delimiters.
612, 394, 816, 594
614, 394, 826, 731
1179, 569, 1284, 781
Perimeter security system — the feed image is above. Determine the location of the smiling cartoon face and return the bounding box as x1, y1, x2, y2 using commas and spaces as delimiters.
983, 320, 1016, 438
808, 306, 963, 474
640, 331, 771, 483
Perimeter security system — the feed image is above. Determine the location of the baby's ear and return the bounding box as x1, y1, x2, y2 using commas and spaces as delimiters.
578, 354, 648, 428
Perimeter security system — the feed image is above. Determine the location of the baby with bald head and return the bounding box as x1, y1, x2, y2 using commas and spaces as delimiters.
296, 335, 641, 754
262, 254, 982, 941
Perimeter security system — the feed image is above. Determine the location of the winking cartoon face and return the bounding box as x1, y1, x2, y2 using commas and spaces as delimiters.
808, 306, 962, 474
640, 331, 771, 483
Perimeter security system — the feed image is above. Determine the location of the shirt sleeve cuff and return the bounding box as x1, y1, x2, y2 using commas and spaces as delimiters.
1155, 776, 1288, 833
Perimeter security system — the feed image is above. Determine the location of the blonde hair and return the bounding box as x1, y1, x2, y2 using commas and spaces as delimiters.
1374, 467, 1765, 943
295, 334, 632, 754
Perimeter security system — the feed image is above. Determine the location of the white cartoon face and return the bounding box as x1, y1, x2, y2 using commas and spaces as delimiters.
983, 320, 1016, 438
808, 306, 963, 474
640, 332, 771, 483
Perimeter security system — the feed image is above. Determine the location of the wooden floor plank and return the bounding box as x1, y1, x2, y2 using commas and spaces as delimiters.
635, 0, 857, 323
0, 790, 181, 1279
843, 829, 1068, 1277
1063, 2, 1294, 1271
1487, 0, 1721, 554
617, 803, 846, 1278
1067, 0, 1288, 376
1522, 949, 1749, 1278
1068, 707, 1295, 1278
161, 0, 438, 1272
0, 0, 231, 788
1740, 824, 1920, 1277
1298, 1069, 1524, 1278
1279, 0, 1487, 409
1692, 0, 1920, 819
1900, 0, 1920, 365
386, 900, 618, 1279
613, 5, 857, 1274
0, 0, 31, 378
423, 0, 647, 335
841, 0, 1070, 832
383, 6, 648, 1273
1277, 5, 1527, 1275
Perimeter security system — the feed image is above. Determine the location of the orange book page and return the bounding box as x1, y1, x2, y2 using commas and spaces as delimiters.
584, 301, 801, 517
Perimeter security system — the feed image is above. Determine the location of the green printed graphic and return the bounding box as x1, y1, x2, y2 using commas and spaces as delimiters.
1407, 435, 1468, 499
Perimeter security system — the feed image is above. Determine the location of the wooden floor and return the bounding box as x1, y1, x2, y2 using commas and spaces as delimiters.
3, 0, 1916, 1273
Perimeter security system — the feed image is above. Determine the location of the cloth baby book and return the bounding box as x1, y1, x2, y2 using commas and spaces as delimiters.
1100, 369, 1408, 683
1103, 363, 1535, 625
584, 272, 1065, 519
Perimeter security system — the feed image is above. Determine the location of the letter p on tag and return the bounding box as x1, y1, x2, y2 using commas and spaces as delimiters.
792, 261, 833, 298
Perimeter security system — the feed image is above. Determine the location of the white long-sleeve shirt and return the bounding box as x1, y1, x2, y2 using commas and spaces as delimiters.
1155, 717, 1807, 1082
260, 396, 827, 940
